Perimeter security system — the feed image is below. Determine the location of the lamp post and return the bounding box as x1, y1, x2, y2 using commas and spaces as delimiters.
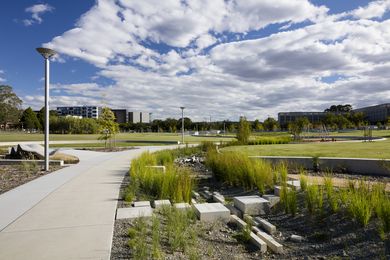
180, 107, 185, 144
36, 47, 56, 171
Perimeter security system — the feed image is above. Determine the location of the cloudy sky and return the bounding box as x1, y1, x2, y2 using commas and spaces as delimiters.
1, 0, 390, 121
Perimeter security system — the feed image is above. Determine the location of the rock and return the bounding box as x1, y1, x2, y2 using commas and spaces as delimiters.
193, 203, 230, 222
290, 234, 304, 242
233, 196, 270, 215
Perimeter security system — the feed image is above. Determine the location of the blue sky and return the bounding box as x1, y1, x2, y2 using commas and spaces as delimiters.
1, 0, 390, 121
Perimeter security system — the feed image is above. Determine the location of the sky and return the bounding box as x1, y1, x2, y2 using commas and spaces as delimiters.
1, 0, 390, 121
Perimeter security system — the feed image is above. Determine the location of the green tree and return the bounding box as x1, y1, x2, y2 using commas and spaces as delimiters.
98, 107, 119, 148
263, 117, 279, 131
0, 85, 22, 129
236, 117, 251, 144
288, 117, 310, 140
21, 107, 41, 130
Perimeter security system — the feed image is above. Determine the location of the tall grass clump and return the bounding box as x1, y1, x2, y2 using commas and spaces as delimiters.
346, 180, 373, 227
205, 151, 274, 192
151, 216, 163, 259
323, 174, 338, 213
129, 152, 194, 203
305, 184, 320, 214
200, 141, 216, 152
299, 169, 308, 191
376, 195, 390, 239
128, 217, 148, 260
281, 185, 297, 216
275, 161, 288, 185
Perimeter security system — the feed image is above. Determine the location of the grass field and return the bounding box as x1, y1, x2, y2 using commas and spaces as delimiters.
0, 132, 234, 144
224, 138, 390, 159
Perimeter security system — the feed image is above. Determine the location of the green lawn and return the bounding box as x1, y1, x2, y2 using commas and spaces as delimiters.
0, 132, 233, 144
223, 138, 390, 159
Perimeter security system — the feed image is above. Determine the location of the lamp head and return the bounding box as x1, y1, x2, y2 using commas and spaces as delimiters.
180, 106, 185, 110
36, 47, 56, 59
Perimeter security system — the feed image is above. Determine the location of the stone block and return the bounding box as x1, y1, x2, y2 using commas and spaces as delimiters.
287, 180, 301, 191
153, 200, 171, 209
212, 194, 225, 204
133, 201, 151, 207
250, 232, 267, 252
230, 215, 247, 229
192, 191, 200, 200
256, 230, 283, 254
174, 202, 191, 210
233, 196, 270, 215
274, 186, 291, 196
254, 217, 276, 234
225, 204, 242, 218
116, 207, 153, 220
193, 203, 230, 222
191, 198, 197, 205
200, 190, 212, 200
262, 194, 280, 208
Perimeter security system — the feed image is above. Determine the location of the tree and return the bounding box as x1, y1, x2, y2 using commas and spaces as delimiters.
20, 107, 41, 130
0, 85, 22, 129
263, 117, 279, 131
288, 117, 310, 140
98, 107, 119, 148
236, 117, 251, 144
324, 104, 352, 113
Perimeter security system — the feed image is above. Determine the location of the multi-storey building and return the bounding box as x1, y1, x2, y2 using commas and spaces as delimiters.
353, 103, 390, 124
57, 106, 101, 119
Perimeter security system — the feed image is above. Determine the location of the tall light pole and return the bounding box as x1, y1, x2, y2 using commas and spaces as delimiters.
180, 107, 185, 144
36, 47, 56, 171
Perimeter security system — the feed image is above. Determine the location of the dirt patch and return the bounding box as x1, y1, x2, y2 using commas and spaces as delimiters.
0, 163, 62, 194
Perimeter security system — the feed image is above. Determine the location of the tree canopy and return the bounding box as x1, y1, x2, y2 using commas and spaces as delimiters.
0, 85, 22, 128
98, 107, 119, 148
236, 116, 251, 144
20, 107, 41, 130
324, 104, 352, 113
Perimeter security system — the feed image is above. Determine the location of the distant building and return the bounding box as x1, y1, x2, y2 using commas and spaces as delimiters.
278, 112, 327, 128
140, 112, 150, 123
57, 106, 101, 119
353, 103, 390, 124
111, 109, 128, 124
128, 111, 141, 123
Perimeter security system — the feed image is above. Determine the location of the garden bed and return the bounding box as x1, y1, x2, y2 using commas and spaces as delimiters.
111, 145, 389, 259
0, 163, 62, 194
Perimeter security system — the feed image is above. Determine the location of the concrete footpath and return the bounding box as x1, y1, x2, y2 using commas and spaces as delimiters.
0, 146, 176, 260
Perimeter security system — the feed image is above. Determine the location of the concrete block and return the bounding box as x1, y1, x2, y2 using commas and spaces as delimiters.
287, 180, 301, 191
256, 230, 283, 254
192, 191, 200, 200
233, 196, 270, 215
250, 232, 267, 252
200, 190, 212, 200
193, 203, 230, 222
213, 194, 225, 204
153, 200, 171, 209
116, 207, 153, 220
191, 198, 197, 205
274, 186, 291, 196
254, 217, 276, 234
133, 201, 151, 207
225, 204, 243, 218
174, 203, 191, 210
262, 194, 280, 208
290, 234, 304, 242
230, 215, 247, 229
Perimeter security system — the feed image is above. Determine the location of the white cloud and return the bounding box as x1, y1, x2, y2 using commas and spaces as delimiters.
0, 70, 6, 83
23, 3, 54, 26
352, 0, 390, 19
33, 0, 390, 121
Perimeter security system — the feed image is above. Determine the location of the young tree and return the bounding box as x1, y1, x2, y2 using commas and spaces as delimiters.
288, 117, 310, 140
0, 85, 22, 129
20, 107, 41, 131
98, 107, 119, 148
236, 116, 251, 144
263, 117, 279, 131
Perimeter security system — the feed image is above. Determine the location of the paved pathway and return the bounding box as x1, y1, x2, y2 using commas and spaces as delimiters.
0, 146, 177, 260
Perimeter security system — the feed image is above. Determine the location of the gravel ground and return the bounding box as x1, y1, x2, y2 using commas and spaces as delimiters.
0, 164, 62, 194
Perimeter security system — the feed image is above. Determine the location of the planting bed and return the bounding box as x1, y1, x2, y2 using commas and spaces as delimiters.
111, 146, 389, 259
0, 163, 62, 194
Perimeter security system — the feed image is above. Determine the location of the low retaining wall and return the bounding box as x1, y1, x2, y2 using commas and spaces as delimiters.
0, 159, 64, 166
250, 156, 390, 177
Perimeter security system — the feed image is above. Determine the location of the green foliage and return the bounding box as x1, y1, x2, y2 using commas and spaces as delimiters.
263, 117, 279, 131
299, 170, 308, 191
323, 175, 339, 213
205, 151, 274, 192
19, 161, 40, 174
50, 116, 99, 134
236, 117, 251, 144
163, 207, 197, 251
98, 107, 119, 148
246, 135, 292, 145
151, 216, 163, 259
0, 85, 22, 128
305, 184, 321, 214
127, 217, 148, 260
21, 107, 41, 130
347, 190, 372, 227
288, 117, 310, 140
200, 141, 216, 152
129, 151, 194, 203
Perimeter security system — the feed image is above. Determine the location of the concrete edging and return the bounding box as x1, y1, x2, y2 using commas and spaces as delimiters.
250, 156, 390, 176
0, 159, 64, 166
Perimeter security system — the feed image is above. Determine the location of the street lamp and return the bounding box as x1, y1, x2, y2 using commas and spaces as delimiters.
180, 107, 185, 144
36, 47, 56, 171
